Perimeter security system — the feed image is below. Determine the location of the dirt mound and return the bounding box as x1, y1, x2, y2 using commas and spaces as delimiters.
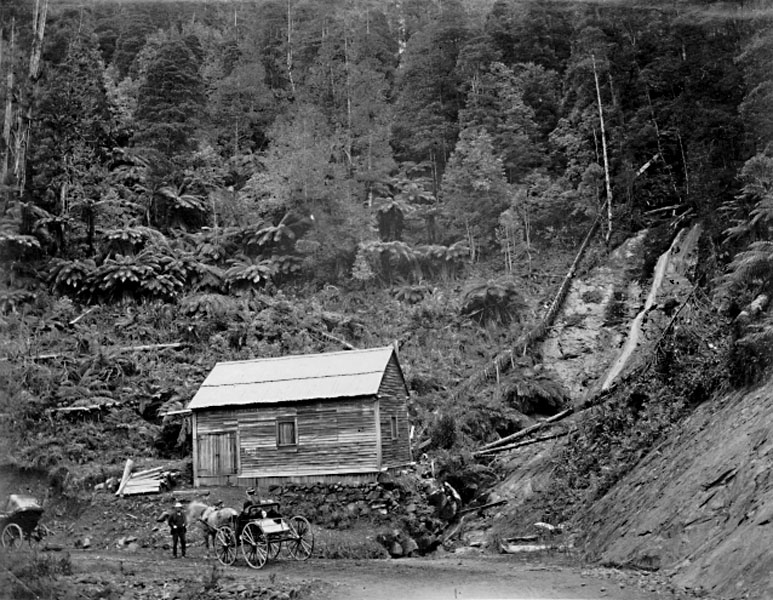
0, 463, 51, 503
574, 379, 773, 599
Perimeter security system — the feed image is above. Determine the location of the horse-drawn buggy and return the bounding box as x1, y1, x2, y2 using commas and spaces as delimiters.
0, 494, 44, 549
213, 500, 314, 569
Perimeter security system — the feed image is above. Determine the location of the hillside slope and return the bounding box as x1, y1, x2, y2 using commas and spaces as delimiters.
575, 379, 773, 600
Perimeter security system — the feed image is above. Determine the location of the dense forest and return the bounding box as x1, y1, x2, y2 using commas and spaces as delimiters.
0, 0, 771, 505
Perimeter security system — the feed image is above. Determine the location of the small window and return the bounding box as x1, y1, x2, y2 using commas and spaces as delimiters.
390, 415, 398, 440
276, 418, 297, 447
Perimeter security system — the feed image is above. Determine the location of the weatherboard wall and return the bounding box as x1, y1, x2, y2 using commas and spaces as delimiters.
378, 353, 412, 468
193, 397, 383, 486
190, 347, 412, 487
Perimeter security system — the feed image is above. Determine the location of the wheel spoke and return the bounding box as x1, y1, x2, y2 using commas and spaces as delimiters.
1, 523, 23, 549
240, 523, 267, 569
287, 516, 314, 560
215, 527, 236, 566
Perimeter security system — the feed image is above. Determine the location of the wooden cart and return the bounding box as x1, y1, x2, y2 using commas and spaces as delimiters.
0, 495, 44, 549
213, 501, 314, 569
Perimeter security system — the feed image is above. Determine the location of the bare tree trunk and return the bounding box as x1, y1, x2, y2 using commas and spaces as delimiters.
465, 220, 476, 262
14, 0, 49, 200
592, 54, 613, 246
344, 33, 353, 172
286, 0, 296, 97
676, 129, 689, 197
1, 18, 15, 211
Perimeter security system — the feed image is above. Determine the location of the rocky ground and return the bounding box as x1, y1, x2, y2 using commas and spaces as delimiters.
2, 542, 703, 600
0, 471, 708, 600
575, 378, 773, 600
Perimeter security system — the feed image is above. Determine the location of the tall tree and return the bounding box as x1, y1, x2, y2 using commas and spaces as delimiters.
458, 61, 544, 183
2, 0, 48, 204
133, 36, 205, 158
485, 0, 572, 73
392, 0, 469, 191
440, 126, 509, 261
112, 6, 157, 78
29, 30, 112, 252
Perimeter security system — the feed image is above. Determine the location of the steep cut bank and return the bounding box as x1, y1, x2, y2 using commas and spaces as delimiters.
575, 379, 773, 600
599, 225, 703, 392
540, 232, 647, 400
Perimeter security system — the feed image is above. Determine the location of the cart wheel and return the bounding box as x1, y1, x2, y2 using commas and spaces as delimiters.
286, 516, 314, 560
214, 526, 237, 566
1, 523, 23, 549
240, 522, 268, 569
268, 539, 282, 559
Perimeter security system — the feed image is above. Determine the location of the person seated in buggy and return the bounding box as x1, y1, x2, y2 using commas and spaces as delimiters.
242, 488, 281, 519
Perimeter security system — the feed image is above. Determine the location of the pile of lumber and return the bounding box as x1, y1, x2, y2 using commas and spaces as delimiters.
115, 459, 167, 497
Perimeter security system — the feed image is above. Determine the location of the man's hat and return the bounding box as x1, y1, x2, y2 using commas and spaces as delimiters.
246, 488, 255, 495
174, 501, 183, 508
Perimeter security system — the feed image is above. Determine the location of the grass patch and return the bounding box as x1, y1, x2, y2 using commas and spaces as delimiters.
312, 526, 389, 559
0, 550, 76, 600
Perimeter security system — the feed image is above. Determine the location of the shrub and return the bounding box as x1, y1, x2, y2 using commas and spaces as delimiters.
460, 279, 527, 326
0, 551, 76, 600
312, 528, 389, 559
429, 414, 457, 450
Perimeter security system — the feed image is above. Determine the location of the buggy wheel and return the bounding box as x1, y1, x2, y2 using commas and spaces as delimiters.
214, 526, 237, 566
286, 516, 313, 560
240, 522, 268, 569
268, 539, 282, 559
1, 523, 23, 549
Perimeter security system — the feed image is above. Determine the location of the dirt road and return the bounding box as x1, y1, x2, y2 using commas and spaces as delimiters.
66, 549, 690, 600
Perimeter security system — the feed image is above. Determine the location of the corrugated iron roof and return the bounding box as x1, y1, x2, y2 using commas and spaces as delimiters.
187, 346, 398, 410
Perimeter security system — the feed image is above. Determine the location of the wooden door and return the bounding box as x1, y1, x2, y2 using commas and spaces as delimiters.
197, 432, 237, 476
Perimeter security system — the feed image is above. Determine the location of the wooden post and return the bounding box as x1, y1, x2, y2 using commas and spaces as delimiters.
115, 458, 134, 496
192, 412, 199, 488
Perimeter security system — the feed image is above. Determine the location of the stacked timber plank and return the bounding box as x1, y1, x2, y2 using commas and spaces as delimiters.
115, 459, 166, 496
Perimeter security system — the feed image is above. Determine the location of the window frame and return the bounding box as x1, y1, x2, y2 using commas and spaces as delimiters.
390, 414, 399, 440
276, 417, 298, 449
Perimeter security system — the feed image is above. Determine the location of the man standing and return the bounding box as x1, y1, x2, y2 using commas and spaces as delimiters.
169, 501, 187, 558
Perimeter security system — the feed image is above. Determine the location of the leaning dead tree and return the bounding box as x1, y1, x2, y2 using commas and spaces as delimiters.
446, 204, 606, 408
592, 54, 614, 246
474, 281, 703, 456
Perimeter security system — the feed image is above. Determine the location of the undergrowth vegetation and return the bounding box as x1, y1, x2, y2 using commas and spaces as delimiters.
0, 550, 76, 600
0, 231, 576, 478
537, 294, 731, 526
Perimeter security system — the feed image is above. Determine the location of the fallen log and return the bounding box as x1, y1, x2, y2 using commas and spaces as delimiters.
310, 328, 357, 351
441, 515, 468, 545
475, 430, 569, 456
458, 499, 507, 515
477, 408, 573, 453
3, 342, 186, 363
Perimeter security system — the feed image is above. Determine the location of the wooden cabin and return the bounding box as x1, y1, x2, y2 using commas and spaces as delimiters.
187, 346, 412, 487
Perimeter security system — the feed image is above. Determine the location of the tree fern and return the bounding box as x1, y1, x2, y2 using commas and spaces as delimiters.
460, 279, 527, 326
717, 241, 773, 304
49, 258, 97, 298
180, 293, 240, 318
104, 226, 165, 256
225, 255, 276, 289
